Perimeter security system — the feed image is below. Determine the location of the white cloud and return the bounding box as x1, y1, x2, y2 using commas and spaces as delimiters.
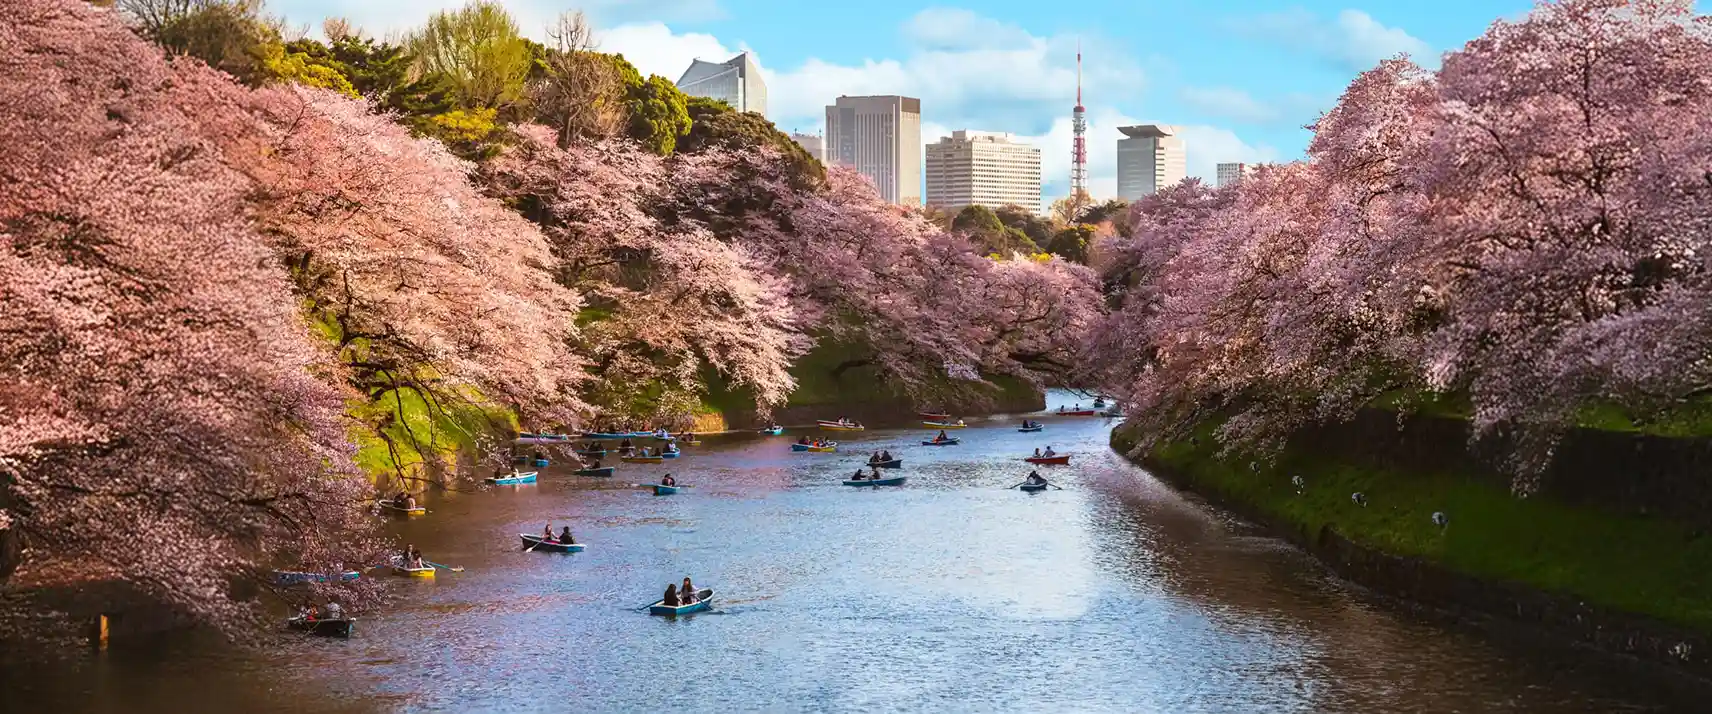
595, 21, 738, 83
1177, 87, 1331, 127
1230, 8, 1435, 71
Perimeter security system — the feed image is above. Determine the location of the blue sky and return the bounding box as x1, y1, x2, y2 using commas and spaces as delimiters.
273, 0, 1540, 201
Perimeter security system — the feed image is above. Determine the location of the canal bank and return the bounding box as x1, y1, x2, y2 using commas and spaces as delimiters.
1115, 412, 1712, 696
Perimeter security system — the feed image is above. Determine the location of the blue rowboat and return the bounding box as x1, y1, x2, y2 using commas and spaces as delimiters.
1020, 482, 1049, 492
518, 432, 570, 441
660, 450, 680, 459
921, 438, 960, 446
843, 476, 906, 487
532, 458, 550, 467
575, 448, 607, 457
274, 570, 361, 586
759, 426, 784, 435
520, 534, 586, 553
653, 484, 681, 495
574, 466, 615, 477
1018, 426, 1044, 433
581, 432, 630, 440
866, 458, 902, 469
487, 471, 538, 485
790, 443, 810, 452
649, 588, 714, 616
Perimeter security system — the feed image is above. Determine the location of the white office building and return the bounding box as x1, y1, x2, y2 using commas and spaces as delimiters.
825, 95, 922, 205
1216, 162, 1255, 188
925, 131, 1042, 214
674, 52, 767, 115
1116, 124, 1186, 200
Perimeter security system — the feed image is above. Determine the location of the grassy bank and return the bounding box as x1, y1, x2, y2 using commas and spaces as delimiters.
1131, 424, 1712, 634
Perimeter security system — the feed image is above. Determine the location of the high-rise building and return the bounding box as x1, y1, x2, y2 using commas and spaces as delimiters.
1116, 124, 1186, 200
674, 52, 767, 115
825, 95, 922, 205
787, 132, 823, 162
1216, 162, 1254, 187
925, 131, 1042, 214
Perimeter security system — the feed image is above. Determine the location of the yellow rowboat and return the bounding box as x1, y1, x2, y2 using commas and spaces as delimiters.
922, 421, 967, 429
622, 455, 665, 464
392, 564, 435, 578
807, 444, 837, 453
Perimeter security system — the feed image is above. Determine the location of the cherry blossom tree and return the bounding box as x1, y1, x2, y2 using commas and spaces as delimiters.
482, 127, 806, 424
0, 0, 384, 631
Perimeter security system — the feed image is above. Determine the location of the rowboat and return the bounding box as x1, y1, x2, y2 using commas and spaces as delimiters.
517, 433, 571, 444
759, 426, 784, 435
918, 411, 950, 420
392, 563, 436, 578
649, 588, 714, 616
274, 570, 361, 586
582, 432, 631, 440
921, 438, 960, 446
843, 476, 906, 486
487, 471, 539, 485
652, 484, 681, 496
922, 421, 966, 429
866, 458, 902, 469
575, 448, 608, 457
622, 455, 664, 464
791, 441, 838, 452
378, 501, 426, 517
574, 466, 615, 477
817, 420, 865, 431
1054, 409, 1097, 416
1020, 482, 1049, 492
1018, 425, 1044, 433
519, 534, 586, 553
660, 450, 681, 459
1024, 455, 1071, 465
532, 458, 550, 467
288, 616, 355, 638
680, 436, 703, 446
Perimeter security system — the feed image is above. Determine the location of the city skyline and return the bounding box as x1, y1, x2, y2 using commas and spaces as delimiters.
273, 1, 1537, 201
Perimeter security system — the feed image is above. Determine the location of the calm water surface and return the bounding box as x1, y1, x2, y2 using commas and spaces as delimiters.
2, 392, 1687, 712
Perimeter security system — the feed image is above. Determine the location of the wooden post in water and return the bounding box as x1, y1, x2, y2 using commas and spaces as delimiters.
94, 614, 108, 651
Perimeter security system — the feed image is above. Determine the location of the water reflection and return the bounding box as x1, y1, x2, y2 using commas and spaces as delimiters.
0, 393, 1684, 712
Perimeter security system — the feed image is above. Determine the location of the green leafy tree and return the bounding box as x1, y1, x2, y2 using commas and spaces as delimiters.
680, 96, 824, 188
994, 204, 1054, 247
406, 0, 533, 110
953, 205, 1040, 256
1046, 224, 1095, 263
626, 73, 692, 156
152, 0, 281, 86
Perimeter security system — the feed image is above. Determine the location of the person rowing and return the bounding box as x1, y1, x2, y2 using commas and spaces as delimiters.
558, 526, 575, 545
1026, 470, 1047, 486
879, 449, 892, 461
662, 473, 677, 486
1043, 446, 1057, 457
620, 437, 633, 450
936, 430, 949, 442
853, 468, 868, 481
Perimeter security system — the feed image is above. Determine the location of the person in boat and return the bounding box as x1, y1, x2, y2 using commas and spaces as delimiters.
1026, 470, 1046, 485
325, 599, 343, 620
680, 577, 697, 603
662, 474, 676, 486
662, 583, 679, 607
798, 435, 811, 445
590, 458, 603, 469
620, 437, 633, 450
936, 430, 948, 442
853, 468, 867, 480
544, 523, 555, 541
870, 466, 883, 479
559, 526, 575, 545
1044, 446, 1057, 457
403, 544, 423, 568
1033, 447, 1042, 458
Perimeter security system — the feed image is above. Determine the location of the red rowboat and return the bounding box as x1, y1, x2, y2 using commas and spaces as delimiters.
1025, 455, 1071, 465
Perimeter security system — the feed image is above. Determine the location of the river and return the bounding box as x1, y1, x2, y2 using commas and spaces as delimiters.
1, 391, 1686, 713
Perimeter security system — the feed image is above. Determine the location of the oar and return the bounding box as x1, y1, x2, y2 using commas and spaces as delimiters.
524, 539, 541, 553
423, 560, 464, 572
